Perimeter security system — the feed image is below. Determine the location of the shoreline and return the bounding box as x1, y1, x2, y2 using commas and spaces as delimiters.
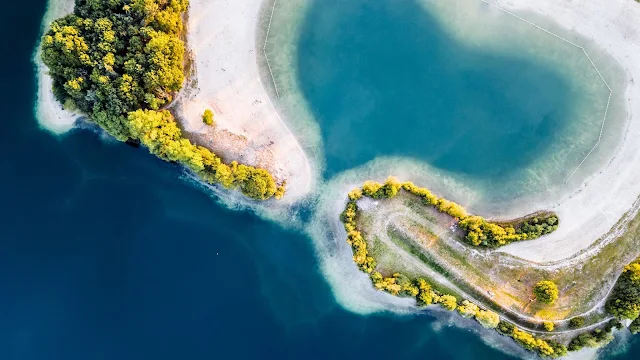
33, 0, 79, 135
171, 0, 314, 203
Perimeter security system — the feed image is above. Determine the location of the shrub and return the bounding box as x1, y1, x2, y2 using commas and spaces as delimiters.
348, 188, 363, 201
438, 295, 458, 311
362, 177, 402, 199
511, 328, 556, 357
568, 316, 585, 329
202, 109, 215, 126
568, 327, 614, 351
127, 110, 281, 200
543, 322, 554, 332
630, 317, 640, 334
497, 321, 515, 336
416, 279, 435, 306
475, 309, 500, 329
496, 323, 566, 357
534, 280, 559, 304
368, 180, 558, 247
457, 300, 479, 318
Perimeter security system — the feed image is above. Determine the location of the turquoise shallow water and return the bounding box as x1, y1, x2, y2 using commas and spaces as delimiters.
297, 0, 569, 178
1, 0, 638, 358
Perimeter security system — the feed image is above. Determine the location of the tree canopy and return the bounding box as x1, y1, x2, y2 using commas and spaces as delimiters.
534, 280, 559, 304
606, 260, 640, 320
202, 109, 215, 126
42, 0, 188, 141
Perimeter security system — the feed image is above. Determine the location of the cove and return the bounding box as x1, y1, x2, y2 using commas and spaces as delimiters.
296, 0, 575, 178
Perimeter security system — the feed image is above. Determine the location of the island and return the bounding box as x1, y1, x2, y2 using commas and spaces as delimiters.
35, 0, 640, 358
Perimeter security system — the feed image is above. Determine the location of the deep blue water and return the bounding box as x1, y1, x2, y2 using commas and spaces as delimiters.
297, 0, 572, 178
0, 0, 638, 359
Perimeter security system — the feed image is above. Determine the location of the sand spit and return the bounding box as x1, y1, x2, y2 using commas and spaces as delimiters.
34, 0, 81, 135
173, 0, 313, 203
488, 0, 640, 262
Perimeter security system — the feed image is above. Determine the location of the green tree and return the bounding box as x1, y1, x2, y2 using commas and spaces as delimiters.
457, 300, 479, 318
438, 294, 457, 311
202, 109, 215, 126
415, 278, 434, 306
606, 261, 640, 320
42, 0, 284, 201
475, 309, 500, 329
568, 316, 585, 329
534, 280, 559, 304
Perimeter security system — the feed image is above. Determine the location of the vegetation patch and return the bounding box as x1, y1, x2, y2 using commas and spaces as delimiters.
534, 280, 560, 305
355, 177, 558, 247
342, 177, 569, 358
202, 109, 215, 126
606, 259, 640, 321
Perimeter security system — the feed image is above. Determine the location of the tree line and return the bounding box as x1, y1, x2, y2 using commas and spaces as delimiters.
352, 177, 559, 247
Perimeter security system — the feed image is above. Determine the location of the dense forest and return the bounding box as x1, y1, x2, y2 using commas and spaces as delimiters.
41, 0, 283, 200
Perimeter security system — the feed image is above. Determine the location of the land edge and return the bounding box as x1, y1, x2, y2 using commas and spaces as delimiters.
342, 179, 636, 357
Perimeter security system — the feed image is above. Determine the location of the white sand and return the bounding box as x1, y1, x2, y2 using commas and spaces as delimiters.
173, 0, 313, 202
486, 0, 640, 263
34, 0, 81, 135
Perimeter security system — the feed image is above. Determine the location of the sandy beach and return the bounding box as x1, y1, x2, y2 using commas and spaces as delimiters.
34, 0, 79, 135
172, 0, 313, 202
